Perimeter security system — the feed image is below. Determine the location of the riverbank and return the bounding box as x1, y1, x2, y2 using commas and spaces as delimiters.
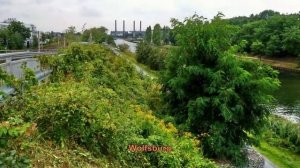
241, 55, 300, 73
255, 141, 300, 168
255, 115, 300, 168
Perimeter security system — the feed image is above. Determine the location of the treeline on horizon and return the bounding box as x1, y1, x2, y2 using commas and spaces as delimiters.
143, 10, 300, 58
229, 10, 300, 57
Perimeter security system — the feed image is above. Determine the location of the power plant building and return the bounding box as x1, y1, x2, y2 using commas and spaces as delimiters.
111, 20, 145, 39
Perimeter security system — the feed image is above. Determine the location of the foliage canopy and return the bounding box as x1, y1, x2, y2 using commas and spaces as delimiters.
162, 14, 280, 164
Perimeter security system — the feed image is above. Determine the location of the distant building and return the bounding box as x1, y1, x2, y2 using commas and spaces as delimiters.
0, 18, 15, 29
0, 18, 38, 45
110, 20, 146, 39
110, 31, 145, 39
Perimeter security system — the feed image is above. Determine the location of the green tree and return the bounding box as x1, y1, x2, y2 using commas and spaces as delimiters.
106, 35, 116, 46
65, 26, 79, 44
32, 35, 38, 48
162, 14, 280, 164
0, 29, 8, 49
233, 12, 300, 57
9, 32, 24, 49
257, 10, 280, 19
152, 24, 161, 45
251, 40, 264, 55
7, 21, 30, 39
81, 27, 108, 43
162, 26, 170, 45
283, 26, 300, 56
145, 26, 152, 44
2, 21, 31, 49
169, 29, 176, 45
136, 41, 152, 64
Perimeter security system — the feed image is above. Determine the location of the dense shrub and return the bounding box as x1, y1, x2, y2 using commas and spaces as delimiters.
1, 44, 217, 167
136, 42, 167, 70
162, 14, 279, 165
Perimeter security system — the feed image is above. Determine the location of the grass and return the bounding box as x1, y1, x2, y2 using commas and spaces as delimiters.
255, 141, 300, 168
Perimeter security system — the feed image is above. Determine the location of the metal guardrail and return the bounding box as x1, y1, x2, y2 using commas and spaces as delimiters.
0, 50, 57, 62
0, 58, 40, 79
0, 51, 56, 97
0, 49, 58, 53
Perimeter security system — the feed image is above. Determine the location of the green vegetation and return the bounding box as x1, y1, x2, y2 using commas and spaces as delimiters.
81, 26, 116, 46
161, 14, 280, 165
0, 21, 30, 50
260, 115, 300, 153
64, 26, 80, 44
253, 115, 300, 167
153, 24, 162, 46
145, 26, 152, 44
0, 44, 217, 167
81, 27, 108, 43
2, 10, 300, 167
231, 10, 300, 57
256, 141, 300, 168
136, 42, 168, 70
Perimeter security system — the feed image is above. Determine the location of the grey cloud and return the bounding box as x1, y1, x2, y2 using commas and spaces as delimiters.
80, 6, 101, 17
0, 0, 300, 32
0, 0, 10, 4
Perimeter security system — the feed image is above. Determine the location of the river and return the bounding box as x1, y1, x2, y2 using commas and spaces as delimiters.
274, 71, 300, 122
114, 39, 137, 53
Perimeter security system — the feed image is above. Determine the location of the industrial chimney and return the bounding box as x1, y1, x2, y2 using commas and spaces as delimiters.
133, 20, 136, 38
115, 20, 117, 36
140, 21, 142, 32
123, 20, 125, 37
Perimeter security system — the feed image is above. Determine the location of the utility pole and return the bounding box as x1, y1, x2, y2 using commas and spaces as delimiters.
88, 33, 93, 43
38, 31, 40, 52
63, 36, 66, 48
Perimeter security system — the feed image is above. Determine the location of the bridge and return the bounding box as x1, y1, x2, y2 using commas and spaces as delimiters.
0, 50, 56, 96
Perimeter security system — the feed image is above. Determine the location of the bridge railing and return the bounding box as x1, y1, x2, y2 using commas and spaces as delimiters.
0, 50, 57, 63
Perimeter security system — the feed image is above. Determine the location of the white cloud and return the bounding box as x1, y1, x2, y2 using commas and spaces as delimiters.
0, 0, 299, 32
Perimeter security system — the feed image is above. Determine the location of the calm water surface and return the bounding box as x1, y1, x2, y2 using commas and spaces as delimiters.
274, 71, 300, 122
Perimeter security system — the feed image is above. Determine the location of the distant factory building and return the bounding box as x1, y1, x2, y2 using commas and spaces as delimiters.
111, 20, 145, 39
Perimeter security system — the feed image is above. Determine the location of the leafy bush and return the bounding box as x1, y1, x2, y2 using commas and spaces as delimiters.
0, 150, 30, 168
0, 117, 35, 167
136, 42, 167, 70
1, 44, 217, 167
162, 14, 279, 165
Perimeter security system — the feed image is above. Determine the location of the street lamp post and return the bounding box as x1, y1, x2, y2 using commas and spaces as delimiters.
38, 31, 40, 52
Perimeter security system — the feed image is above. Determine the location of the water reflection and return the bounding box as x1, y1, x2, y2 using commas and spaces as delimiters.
114, 39, 137, 53
274, 71, 300, 122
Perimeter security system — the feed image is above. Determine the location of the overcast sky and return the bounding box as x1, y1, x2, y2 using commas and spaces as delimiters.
0, 0, 299, 32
